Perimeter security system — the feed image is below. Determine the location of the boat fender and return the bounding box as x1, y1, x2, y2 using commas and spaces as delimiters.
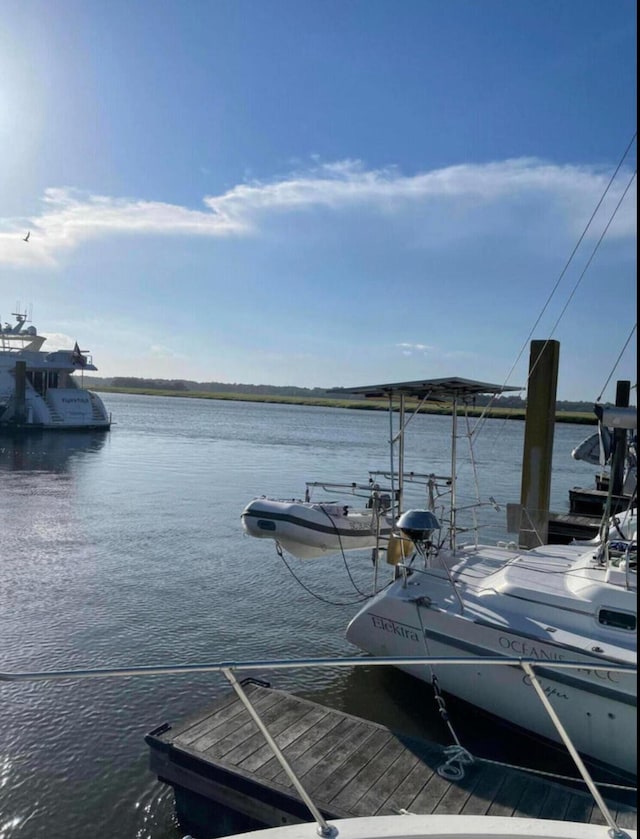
386, 533, 414, 565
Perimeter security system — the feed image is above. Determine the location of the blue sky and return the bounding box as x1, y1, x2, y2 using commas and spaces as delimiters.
0, 0, 636, 401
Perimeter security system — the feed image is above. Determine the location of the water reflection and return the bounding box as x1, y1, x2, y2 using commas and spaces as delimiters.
0, 430, 108, 473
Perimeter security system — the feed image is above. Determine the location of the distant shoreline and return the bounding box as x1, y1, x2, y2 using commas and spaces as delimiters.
91, 385, 597, 425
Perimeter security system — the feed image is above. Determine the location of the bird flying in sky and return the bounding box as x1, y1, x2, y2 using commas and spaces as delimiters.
23, 232, 30, 242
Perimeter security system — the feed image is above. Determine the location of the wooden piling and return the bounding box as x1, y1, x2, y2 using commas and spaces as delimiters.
519, 339, 560, 548
14, 360, 27, 423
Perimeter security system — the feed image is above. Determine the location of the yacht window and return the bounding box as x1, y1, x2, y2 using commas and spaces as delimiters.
257, 520, 276, 531
598, 608, 636, 631
27, 370, 45, 395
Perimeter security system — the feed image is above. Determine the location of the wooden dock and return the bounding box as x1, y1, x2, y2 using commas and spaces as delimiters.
547, 511, 602, 543
548, 485, 633, 544
145, 681, 637, 838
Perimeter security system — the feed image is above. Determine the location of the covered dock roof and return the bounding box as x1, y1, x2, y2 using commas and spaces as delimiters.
329, 376, 522, 402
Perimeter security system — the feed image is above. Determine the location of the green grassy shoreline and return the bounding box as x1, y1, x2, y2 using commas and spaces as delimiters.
91, 385, 597, 425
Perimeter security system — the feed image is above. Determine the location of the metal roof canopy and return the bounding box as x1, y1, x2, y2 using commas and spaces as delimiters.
329, 377, 522, 551
329, 377, 521, 401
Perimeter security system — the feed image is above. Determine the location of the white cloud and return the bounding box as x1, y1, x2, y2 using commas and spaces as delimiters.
40, 331, 75, 350
149, 344, 187, 361
0, 158, 635, 267
397, 342, 433, 353
395, 342, 478, 361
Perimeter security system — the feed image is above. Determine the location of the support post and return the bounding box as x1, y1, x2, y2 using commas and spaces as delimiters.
519, 340, 560, 548
610, 380, 631, 497
14, 360, 27, 423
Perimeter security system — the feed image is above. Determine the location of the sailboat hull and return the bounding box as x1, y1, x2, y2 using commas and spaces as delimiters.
346, 559, 637, 778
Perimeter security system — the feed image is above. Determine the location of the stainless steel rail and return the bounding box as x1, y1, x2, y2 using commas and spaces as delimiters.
1, 655, 636, 839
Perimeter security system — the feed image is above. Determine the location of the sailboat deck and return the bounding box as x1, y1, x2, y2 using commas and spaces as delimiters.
146, 682, 637, 833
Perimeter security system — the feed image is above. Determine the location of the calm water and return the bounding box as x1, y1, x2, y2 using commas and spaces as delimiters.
0, 394, 602, 839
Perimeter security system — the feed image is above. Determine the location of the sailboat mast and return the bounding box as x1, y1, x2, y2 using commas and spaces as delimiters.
387, 394, 396, 517
450, 394, 458, 550
398, 393, 405, 517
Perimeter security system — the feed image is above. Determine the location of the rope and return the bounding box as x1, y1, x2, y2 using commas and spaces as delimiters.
437, 744, 475, 780
414, 601, 475, 780
473, 754, 637, 793
317, 505, 372, 598
596, 323, 637, 403
412, 600, 638, 792
274, 542, 371, 606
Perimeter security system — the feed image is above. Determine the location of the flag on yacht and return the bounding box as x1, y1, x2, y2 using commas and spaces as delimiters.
72, 342, 86, 366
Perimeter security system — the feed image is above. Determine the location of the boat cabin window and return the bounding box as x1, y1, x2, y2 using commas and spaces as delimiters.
256, 520, 277, 531
597, 608, 636, 631
25, 370, 60, 395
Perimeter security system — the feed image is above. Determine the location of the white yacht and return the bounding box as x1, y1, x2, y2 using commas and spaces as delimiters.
336, 377, 636, 780
0, 310, 111, 431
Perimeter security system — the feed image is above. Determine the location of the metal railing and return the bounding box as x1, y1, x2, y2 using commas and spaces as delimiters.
1, 655, 636, 839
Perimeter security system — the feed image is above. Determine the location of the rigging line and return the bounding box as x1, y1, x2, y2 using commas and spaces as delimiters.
471, 131, 637, 438
474, 755, 637, 792
508, 133, 637, 379
318, 505, 371, 598
274, 542, 371, 606
475, 174, 637, 447
527, 169, 637, 385
596, 322, 637, 403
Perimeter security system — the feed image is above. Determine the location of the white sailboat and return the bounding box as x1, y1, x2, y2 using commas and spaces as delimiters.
331, 377, 637, 780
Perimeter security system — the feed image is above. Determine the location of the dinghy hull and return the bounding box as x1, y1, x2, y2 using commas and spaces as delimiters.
241, 497, 392, 559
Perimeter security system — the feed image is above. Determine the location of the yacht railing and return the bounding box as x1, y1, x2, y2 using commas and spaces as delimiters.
304, 480, 398, 502
1, 654, 636, 838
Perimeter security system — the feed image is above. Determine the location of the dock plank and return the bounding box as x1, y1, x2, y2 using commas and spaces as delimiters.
377, 759, 437, 815
486, 772, 530, 817
329, 736, 407, 812
146, 684, 637, 835
268, 717, 368, 788
181, 688, 281, 752
459, 764, 506, 814
564, 792, 594, 824
222, 705, 326, 768
238, 706, 330, 774
538, 784, 572, 821
289, 725, 383, 794
171, 688, 255, 745
258, 711, 344, 781
317, 728, 393, 804
407, 768, 454, 814
351, 748, 422, 816
195, 692, 293, 758
512, 776, 552, 819
615, 806, 639, 830
433, 768, 482, 815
